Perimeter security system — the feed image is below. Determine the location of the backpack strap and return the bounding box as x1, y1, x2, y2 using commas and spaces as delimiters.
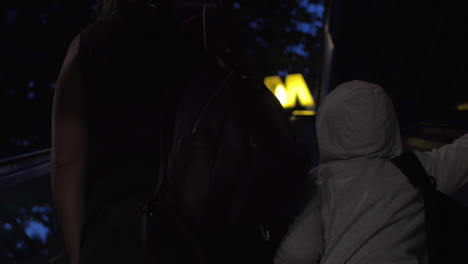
391, 151, 436, 190
202, 2, 217, 53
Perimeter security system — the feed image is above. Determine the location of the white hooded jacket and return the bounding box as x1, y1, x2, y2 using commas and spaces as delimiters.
275, 80, 468, 264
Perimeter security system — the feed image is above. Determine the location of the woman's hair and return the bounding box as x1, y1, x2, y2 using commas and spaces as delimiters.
94, 0, 246, 69
98, 0, 176, 17
99, 0, 209, 16
99, 0, 118, 16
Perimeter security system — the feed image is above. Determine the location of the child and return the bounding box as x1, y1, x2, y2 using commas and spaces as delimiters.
275, 80, 468, 264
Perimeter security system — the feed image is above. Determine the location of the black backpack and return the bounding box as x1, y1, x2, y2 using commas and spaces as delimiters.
391, 151, 468, 264
135, 5, 310, 264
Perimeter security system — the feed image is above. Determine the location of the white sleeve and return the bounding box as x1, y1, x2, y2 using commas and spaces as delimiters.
274, 191, 323, 264
413, 133, 468, 195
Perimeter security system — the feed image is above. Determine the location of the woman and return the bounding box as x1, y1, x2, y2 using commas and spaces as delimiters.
51, 1, 211, 263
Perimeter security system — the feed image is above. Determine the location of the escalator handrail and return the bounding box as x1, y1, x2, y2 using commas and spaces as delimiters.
0, 148, 51, 165
0, 149, 51, 190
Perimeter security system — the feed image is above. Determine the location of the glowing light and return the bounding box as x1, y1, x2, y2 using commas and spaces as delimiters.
457, 103, 468, 111
285, 74, 315, 107
27, 91, 36, 100
407, 138, 446, 150
3, 223, 12, 230
275, 84, 288, 106
264, 74, 315, 109
293, 110, 316, 116
25, 220, 50, 243
264, 76, 283, 93
16, 241, 24, 249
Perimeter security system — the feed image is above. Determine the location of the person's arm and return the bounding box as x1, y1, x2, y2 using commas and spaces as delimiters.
413, 133, 468, 195
274, 191, 323, 264
50, 34, 86, 264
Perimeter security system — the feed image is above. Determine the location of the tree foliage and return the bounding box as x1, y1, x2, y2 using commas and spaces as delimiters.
222, 0, 324, 84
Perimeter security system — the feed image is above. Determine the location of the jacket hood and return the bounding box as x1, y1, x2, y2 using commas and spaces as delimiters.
316, 80, 402, 164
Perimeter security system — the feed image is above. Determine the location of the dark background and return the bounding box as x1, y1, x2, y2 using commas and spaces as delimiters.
324, 0, 468, 132
0, 0, 95, 159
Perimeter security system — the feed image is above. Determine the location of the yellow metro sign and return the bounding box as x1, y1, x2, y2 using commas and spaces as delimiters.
264, 74, 315, 109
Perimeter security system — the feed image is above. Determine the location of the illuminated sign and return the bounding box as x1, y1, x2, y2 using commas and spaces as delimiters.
408, 137, 446, 150
264, 74, 315, 109
292, 110, 316, 116
457, 103, 468, 111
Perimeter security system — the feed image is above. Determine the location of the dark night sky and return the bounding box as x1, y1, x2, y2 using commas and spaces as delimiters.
326, 0, 468, 127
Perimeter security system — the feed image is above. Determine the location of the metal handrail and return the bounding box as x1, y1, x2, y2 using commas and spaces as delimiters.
0, 148, 59, 263
0, 148, 51, 165
0, 149, 50, 176
0, 148, 51, 191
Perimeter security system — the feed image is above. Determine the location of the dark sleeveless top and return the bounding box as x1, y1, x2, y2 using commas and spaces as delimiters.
78, 12, 188, 220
